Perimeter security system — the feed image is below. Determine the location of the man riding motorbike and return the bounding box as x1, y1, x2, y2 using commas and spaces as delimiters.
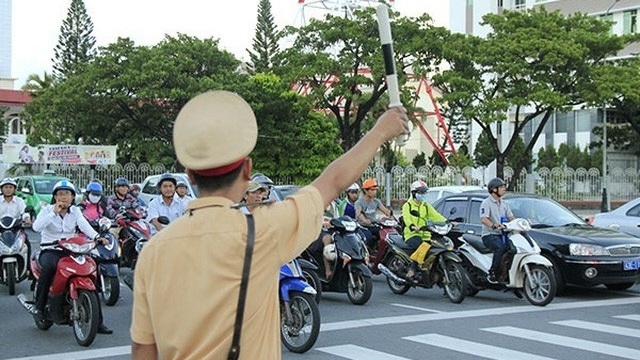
146, 173, 185, 235
337, 183, 360, 219
31, 180, 112, 334
480, 177, 515, 284
355, 178, 392, 248
402, 180, 448, 282
129, 184, 146, 207
107, 177, 142, 239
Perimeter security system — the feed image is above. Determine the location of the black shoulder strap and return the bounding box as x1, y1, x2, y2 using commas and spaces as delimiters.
227, 213, 255, 360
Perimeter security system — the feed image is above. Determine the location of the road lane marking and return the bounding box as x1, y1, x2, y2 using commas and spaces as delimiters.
405, 333, 557, 360
317, 345, 411, 359
552, 319, 640, 338
322, 296, 640, 331
5, 346, 130, 360
390, 303, 444, 313
482, 326, 640, 360
614, 314, 640, 321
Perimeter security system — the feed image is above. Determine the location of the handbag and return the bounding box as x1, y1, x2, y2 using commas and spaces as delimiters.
227, 213, 255, 360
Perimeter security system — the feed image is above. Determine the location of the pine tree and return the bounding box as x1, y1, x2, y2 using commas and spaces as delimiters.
52, 0, 97, 80
247, 0, 280, 73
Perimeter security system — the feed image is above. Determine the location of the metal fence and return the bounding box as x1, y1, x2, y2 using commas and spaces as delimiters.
25, 163, 640, 203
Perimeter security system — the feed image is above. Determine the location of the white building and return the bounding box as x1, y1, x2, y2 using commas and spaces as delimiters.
449, 0, 640, 173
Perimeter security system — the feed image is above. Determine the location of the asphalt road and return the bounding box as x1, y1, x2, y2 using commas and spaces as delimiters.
1, 230, 639, 360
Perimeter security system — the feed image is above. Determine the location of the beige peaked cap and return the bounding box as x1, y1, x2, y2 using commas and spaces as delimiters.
173, 91, 258, 171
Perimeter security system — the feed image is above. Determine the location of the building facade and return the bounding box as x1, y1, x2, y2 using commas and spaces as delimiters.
449, 0, 640, 173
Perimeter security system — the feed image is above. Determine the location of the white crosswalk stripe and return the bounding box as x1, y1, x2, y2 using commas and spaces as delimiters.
482, 326, 639, 360
317, 314, 640, 360
404, 333, 557, 360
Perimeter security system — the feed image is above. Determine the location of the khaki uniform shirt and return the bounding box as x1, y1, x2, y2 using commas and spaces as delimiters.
131, 186, 324, 360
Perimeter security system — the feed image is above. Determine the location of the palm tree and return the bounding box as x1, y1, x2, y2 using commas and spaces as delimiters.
21, 72, 55, 95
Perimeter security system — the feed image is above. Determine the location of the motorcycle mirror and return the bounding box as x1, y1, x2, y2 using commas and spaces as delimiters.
157, 216, 170, 225
449, 207, 457, 215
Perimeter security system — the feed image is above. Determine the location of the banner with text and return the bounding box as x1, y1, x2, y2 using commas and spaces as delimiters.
2, 144, 117, 165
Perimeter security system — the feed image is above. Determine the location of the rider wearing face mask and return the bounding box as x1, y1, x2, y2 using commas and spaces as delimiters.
79, 181, 108, 222
401, 180, 447, 281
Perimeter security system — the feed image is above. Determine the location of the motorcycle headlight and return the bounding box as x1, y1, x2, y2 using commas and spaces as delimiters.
0, 242, 10, 254
569, 243, 610, 256
343, 221, 357, 232
61, 242, 94, 254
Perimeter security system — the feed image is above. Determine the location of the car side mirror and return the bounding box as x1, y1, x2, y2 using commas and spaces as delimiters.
21, 187, 31, 194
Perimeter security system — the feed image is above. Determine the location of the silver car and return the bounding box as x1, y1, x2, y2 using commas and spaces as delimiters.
592, 197, 640, 238
138, 173, 198, 205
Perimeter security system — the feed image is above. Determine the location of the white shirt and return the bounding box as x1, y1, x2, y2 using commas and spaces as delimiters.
0, 196, 29, 221
146, 195, 186, 235
32, 205, 98, 249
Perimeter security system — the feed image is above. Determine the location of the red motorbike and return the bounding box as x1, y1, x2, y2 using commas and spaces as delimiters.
367, 216, 402, 275
115, 207, 152, 270
18, 235, 100, 346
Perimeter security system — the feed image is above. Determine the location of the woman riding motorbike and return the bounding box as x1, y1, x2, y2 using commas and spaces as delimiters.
31, 180, 113, 334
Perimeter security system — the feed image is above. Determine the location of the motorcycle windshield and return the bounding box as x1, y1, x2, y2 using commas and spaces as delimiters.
335, 233, 366, 260
0, 216, 17, 230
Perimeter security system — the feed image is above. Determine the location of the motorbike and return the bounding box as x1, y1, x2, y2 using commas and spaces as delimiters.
280, 258, 320, 353
366, 216, 401, 276
0, 215, 30, 295
18, 234, 101, 346
88, 216, 120, 306
116, 207, 152, 270
296, 257, 322, 303
300, 216, 373, 305
378, 216, 468, 304
457, 218, 556, 306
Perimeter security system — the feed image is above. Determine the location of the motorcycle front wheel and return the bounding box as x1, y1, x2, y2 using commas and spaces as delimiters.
301, 268, 322, 303
280, 291, 320, 353
73, 289, 99, 346
347, 269, 372, 305
101, 274, 120, 306
523, 265, 556, 306
6, 262, 16, 296
442, 260, 467, 304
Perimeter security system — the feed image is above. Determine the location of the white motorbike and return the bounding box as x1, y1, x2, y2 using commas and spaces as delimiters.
457, 218, 556, 306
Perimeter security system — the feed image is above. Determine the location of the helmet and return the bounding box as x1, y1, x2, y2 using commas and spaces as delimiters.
176, 181, 188, 188
323, 244, 337, 261
86, 182, 103, 195
130, 184, 141, 191
487, 177, 506, 194
347, 183, 360, 191
362, 178, 378, 190
52, 180, 76, 198
0, 177, 17, 188
157, 173, 177, 188
115, 177, 130, 187
410, 180, 428, 194
251, 173, 274, 188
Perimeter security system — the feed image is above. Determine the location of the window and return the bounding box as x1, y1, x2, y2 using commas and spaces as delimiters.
575, 110, 592, 132
624, 10, 637, 34
439, 199, 469, 223
626, 204, 640, 218
555, 112, 568, 133
469, 200, 482, 224
514, 0, 526, 9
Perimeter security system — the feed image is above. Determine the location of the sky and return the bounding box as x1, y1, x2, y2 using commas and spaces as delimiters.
10, 0, 449, 87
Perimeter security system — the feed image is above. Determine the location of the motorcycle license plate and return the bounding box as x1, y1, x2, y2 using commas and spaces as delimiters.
623, 259, 640, 270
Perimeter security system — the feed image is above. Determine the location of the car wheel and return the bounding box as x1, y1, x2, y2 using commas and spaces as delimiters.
543, 253, 566, 295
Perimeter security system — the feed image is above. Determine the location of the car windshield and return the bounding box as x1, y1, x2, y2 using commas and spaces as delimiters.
145, 174, 198, 197
508, 197, 586, 227
34, 179, 65, 194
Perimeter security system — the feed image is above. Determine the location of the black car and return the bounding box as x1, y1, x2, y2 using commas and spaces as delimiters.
432, 191, 640, 293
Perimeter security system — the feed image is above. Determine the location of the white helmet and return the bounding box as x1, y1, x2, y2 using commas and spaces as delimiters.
410, 180, 428, 194
347, 183, 360, 191
323, 244, 336, 261
0, 178, 17, 188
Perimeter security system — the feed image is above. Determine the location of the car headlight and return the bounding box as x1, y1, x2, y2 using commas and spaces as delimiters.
569, 243, 611, 256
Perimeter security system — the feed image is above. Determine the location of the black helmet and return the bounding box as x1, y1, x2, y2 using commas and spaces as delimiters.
487, 177, 506, 194
115, 177, 130, 188
157, 173, 177, 188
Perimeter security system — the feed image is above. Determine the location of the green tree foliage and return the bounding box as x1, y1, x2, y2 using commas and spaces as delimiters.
277, 8, 448, 152
247, 0, 281, 73
536, 144, 559, 170
238, 73, 343, 183
412, 151, 426, 168
505, 136, 532, 172
52, 0, 97, 80
431, 8, 634, 189
25, 35, 244, 164
21, 72, 55, 95
449, 143, 474, 169
473, 130, 494, 168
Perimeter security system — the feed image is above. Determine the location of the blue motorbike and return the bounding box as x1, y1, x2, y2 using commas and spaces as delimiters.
280, 259, 320, 353
89, 217, 120, 306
